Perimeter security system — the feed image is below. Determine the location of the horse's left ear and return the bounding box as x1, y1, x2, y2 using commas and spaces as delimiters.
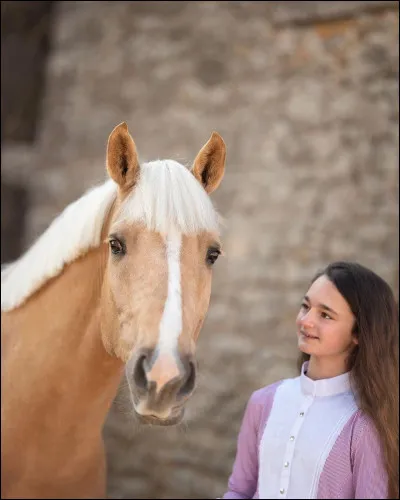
106, 122, 140, 190
191, 132, 226, 194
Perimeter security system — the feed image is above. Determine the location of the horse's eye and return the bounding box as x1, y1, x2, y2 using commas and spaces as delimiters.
206, 247, 221, 266
109, 238, 125, 256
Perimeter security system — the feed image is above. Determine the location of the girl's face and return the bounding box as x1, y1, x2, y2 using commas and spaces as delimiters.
296, 275, 358, 359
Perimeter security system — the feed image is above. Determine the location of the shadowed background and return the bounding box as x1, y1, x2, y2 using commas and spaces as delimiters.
1, 1, 398, 498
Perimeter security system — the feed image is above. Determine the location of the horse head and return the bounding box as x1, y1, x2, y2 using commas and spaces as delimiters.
100, 123, 226, 425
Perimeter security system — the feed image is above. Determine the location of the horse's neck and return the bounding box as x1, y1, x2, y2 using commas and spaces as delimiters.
1, 244, 124, 437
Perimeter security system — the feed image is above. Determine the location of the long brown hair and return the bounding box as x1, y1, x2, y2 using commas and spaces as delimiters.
297, 261, 399, 499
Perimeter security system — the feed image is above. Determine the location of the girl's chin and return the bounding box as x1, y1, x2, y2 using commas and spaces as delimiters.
298, 338, 316, 354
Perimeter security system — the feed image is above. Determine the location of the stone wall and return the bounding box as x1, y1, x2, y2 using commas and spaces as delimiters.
1, 2, 398, 499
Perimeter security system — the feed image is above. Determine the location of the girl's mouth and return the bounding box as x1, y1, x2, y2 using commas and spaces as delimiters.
301, 331, 319, 340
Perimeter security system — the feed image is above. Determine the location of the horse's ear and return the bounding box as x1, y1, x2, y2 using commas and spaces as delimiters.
106, 122, 140, 190
191, 132, 226, 194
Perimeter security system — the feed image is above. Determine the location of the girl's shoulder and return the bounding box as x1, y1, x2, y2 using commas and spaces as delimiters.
245, 379, 286, 421
249, 372, 302, 407
350, 409, 380, 443
243, 378, 297, 433
346, 408, 377, 435
250, 379, 284, 404
340, 408, 382, 461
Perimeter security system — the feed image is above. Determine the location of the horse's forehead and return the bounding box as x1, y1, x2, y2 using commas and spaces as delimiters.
111, 218, 216, 239
108, 220, 165, 247
107, 219, 219, 255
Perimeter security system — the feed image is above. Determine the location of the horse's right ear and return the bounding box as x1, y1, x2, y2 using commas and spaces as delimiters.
106, 122, 140, 190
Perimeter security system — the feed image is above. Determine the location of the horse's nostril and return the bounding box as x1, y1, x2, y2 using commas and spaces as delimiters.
178, 361, 196, 397
133, 354, 148, 390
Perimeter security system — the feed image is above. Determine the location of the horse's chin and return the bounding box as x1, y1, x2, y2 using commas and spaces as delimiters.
135, 407, 184, 427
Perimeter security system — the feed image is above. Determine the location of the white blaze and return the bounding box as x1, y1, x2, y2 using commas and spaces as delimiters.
157, 227, 183, 357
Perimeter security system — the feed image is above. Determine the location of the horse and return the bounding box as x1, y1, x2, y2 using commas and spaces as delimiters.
1, 122, 226, 499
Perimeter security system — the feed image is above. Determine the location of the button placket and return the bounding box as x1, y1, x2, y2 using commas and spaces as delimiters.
278, 396, 314, 497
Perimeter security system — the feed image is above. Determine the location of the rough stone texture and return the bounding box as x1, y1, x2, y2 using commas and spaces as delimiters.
1, 2, 398, 499
267, 0, 398, 25
1, 180, 29, 264
1, 1, 54, 143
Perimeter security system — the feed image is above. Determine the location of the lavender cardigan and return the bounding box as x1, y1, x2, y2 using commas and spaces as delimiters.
222, 365, 388, 499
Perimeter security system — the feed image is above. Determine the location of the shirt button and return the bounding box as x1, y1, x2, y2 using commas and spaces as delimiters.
284, 461, 289, 467
289, 436, 295, 441
300, 412, 304, 416
280, 488, 285, 494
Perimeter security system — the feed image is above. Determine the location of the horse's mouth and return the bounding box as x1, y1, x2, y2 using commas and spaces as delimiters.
134, 406, 184, 427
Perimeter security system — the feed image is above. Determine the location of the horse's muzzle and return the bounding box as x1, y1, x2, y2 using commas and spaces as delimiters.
126, 347, 197, 423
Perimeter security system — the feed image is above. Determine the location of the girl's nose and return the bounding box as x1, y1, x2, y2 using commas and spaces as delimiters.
300, 310, 315, 329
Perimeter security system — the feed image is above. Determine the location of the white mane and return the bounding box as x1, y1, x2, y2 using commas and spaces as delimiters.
1, 160, 220, 312
117, 160, 220, 234
1, 179, 118, 312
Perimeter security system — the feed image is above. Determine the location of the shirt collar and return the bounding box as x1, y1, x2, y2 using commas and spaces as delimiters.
300, 361, 351, 397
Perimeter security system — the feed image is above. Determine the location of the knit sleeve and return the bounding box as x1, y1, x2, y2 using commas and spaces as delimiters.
352, 412, 388, 499
221, 383, 280, 500
221, 390, 262, 499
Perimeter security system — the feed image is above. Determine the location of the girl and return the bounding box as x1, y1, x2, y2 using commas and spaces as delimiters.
222, 261, 398, 499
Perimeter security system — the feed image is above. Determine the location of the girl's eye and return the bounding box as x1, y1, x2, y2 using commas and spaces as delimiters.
109, 238, 125, 256
301, 302, 309, 310
321, 312, 332, 320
